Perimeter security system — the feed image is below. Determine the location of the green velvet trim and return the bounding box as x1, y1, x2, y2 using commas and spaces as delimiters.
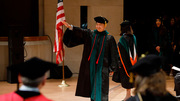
90, 30, 108, 101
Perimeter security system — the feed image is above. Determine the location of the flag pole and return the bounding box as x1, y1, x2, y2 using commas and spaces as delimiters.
58, 26, 69, 87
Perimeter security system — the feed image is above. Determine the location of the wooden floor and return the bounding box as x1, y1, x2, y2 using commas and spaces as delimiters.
0, 74, 176, 101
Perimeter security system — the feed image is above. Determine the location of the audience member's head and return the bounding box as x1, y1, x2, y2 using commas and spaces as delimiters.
155, 17, 162, 28
8, 57, 57, 89
129, 54, 167, 96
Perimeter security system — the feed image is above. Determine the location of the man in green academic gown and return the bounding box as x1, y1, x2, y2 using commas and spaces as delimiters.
62, 16, 119, 101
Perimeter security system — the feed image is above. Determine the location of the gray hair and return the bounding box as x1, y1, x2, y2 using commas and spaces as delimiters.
21, 75, 46, 87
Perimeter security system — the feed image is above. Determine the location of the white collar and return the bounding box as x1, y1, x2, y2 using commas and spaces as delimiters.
19, 85, 39, 93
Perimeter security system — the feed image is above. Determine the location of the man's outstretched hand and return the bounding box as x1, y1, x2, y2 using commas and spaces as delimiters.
61, 21, 71, 29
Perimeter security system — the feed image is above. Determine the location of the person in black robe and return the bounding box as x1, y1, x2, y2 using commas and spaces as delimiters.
62, 16, 119, 101
150, 17, 172, 75
126, 54, 178, 101
112, 20, 137, 101
168, 16, 180, 76
0, 57, 57, 101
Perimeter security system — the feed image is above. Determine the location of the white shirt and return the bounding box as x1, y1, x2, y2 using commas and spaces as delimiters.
19, 85, 39, 93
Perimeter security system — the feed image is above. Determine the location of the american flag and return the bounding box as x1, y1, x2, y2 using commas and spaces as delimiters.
54, 0, 65, 64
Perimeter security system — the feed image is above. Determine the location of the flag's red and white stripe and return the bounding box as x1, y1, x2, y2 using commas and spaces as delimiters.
54, 0, 65, 64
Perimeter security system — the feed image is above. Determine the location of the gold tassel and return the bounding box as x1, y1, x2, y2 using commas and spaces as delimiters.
105, 21, 107, 27
129, 72, 134, 83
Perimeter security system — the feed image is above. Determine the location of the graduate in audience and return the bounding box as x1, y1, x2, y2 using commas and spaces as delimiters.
0, 57, 57, 101
126, 54, 178, 101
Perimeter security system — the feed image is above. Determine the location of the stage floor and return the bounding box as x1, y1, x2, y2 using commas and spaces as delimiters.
0, 74, 176, 101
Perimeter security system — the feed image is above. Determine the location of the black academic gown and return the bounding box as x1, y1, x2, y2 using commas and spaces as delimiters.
151, 26, 172, 75
112, 34, 135, 89
63, 26, 119, 100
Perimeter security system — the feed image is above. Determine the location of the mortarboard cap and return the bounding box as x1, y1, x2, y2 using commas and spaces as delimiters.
7, 57, 57, 80
120, 20, 131, 26
129, 54, 164, 77
94, 16, 109, 24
